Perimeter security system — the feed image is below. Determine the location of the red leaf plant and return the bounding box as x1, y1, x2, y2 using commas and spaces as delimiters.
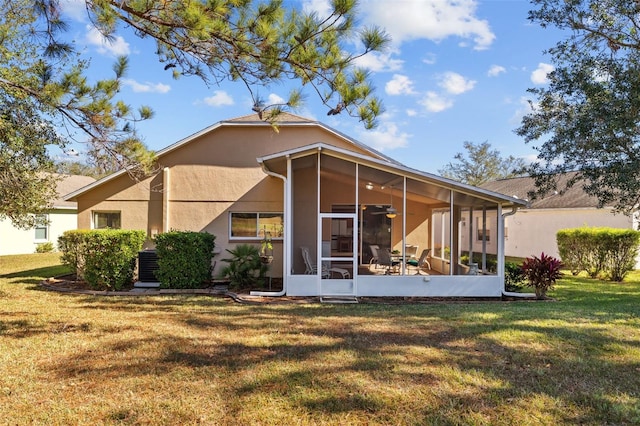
521, 252, 563, 299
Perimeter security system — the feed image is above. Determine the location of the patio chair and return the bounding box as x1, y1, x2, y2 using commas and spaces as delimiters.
368, 244, 380, 268
300, 246, 350, 279
407, 248, 431, 274
405, 244, 419, 260
376, 248, 401, 274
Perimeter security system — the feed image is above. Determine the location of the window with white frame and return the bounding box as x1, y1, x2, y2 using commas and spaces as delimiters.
93, 211, 121, 229
34, 214, 48, 241
431, 210, 450, 260
230, 212, 284, 239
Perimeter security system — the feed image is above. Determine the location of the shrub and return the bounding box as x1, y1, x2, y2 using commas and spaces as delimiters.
58, 229, 92, 277
460, 252, 498, 273
35, 242, 54, 253
521, 252, 563, 299
219, 244, 267, 289
505, 261, 526, 292
557, 229, 588, 275
599, 229, 640, 282
154, 231, 216, 288
557, 227, 640, 281
83, 230, 146, 291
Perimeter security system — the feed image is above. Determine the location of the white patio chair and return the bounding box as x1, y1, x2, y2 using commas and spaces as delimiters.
368, 244, 380, 268
376, 248, 401, 274
407, 248, 431, 274
300, 246, 350, 279
405, 244, 419, 260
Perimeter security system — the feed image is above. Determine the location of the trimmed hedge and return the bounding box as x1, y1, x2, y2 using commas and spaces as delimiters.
557, 227, 640, 281
58, 229, 91, 277
59, 229, 146, 290
154, 231, 216, 288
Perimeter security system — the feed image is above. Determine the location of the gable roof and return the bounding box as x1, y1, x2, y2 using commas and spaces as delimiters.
221, 113, 401, 165
480, 173, 602, 209
64, 113, 400, 201
53, 174, 96, 209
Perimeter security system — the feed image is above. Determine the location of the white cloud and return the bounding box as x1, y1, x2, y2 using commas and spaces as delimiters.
419, 91, 454, 113
406, 109, 418, 117
531, 62, 554, 85
353, 51, 404, 72
422, 53, 437, 65
203, 90, 235, 107
488, 65, 506, 77
359, 121, 411, 151
362, 0, 495, 50
122, 79, 170, 94
385, 74, 416, 96
60, 0, 86, 21
85, 25, 130, 56
439, 72, 476, 95
510, 96, 537, 125
267, 93, 286, 105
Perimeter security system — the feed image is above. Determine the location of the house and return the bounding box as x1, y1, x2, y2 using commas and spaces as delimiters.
480, 173, 638, 265
0, 174, 95, 255
64, 114, 526, 298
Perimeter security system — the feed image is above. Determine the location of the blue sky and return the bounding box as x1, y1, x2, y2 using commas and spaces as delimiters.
59, 0, 565, 174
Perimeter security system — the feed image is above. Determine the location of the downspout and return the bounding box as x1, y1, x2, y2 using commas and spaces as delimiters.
163, 167, 170, 232
250, 160, 287, 297
500, 206, 534, 298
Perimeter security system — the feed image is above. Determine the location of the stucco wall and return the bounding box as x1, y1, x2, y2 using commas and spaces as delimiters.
75, 123, 373, 278
0, 210, 78, 255
504, 207, 633, 260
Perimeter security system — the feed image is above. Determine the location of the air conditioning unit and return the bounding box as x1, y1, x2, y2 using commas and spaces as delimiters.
138, 250, 159, 282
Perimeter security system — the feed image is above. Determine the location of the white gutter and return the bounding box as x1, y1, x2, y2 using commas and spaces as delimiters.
163, 167, 170, 232
500, 206, 535, 298
250, 161, 287, 297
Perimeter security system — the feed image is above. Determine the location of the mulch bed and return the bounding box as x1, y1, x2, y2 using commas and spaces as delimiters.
40, 275, 541, 304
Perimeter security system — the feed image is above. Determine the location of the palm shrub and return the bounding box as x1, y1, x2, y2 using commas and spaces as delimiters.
521, 252, 563, 299
219, 244, 267, 289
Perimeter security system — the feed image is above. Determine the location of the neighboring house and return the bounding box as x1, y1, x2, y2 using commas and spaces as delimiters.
0, 174, 96, 255
65, 114, 526, 298
480, 173, 638, 265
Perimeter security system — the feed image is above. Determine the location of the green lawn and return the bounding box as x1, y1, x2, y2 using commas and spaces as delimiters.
1, 254, 639, 425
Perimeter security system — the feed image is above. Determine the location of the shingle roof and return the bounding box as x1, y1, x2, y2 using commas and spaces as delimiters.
53, 174, 96, 208
480, 173, 601, 209
225, 112, 314, 123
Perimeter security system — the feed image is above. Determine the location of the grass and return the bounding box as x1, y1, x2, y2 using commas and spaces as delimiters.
1, 254, 639, 425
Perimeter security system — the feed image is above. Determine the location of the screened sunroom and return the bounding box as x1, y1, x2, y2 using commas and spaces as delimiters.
254, 143, 526, 298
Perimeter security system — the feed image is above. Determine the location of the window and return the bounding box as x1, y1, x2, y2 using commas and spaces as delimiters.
431, 210, 450, 260
476, 217, 490, 242
230, 213, 283, 239
94, 211, 121, 229
34, 214, 48, 241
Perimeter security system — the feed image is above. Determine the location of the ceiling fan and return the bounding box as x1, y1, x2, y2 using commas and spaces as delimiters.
370, 186, 398, 218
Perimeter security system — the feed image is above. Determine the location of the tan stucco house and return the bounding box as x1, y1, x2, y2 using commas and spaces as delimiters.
481, 174, 639, 267
0, 174, 95, 255
65, 114, 526, 298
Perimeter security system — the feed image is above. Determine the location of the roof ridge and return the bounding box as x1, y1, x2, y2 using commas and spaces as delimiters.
224, 112, 316, 123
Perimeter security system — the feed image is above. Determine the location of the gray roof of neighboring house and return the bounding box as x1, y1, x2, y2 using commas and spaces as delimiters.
480, 173, 602, 209
53, 174, 96, 208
